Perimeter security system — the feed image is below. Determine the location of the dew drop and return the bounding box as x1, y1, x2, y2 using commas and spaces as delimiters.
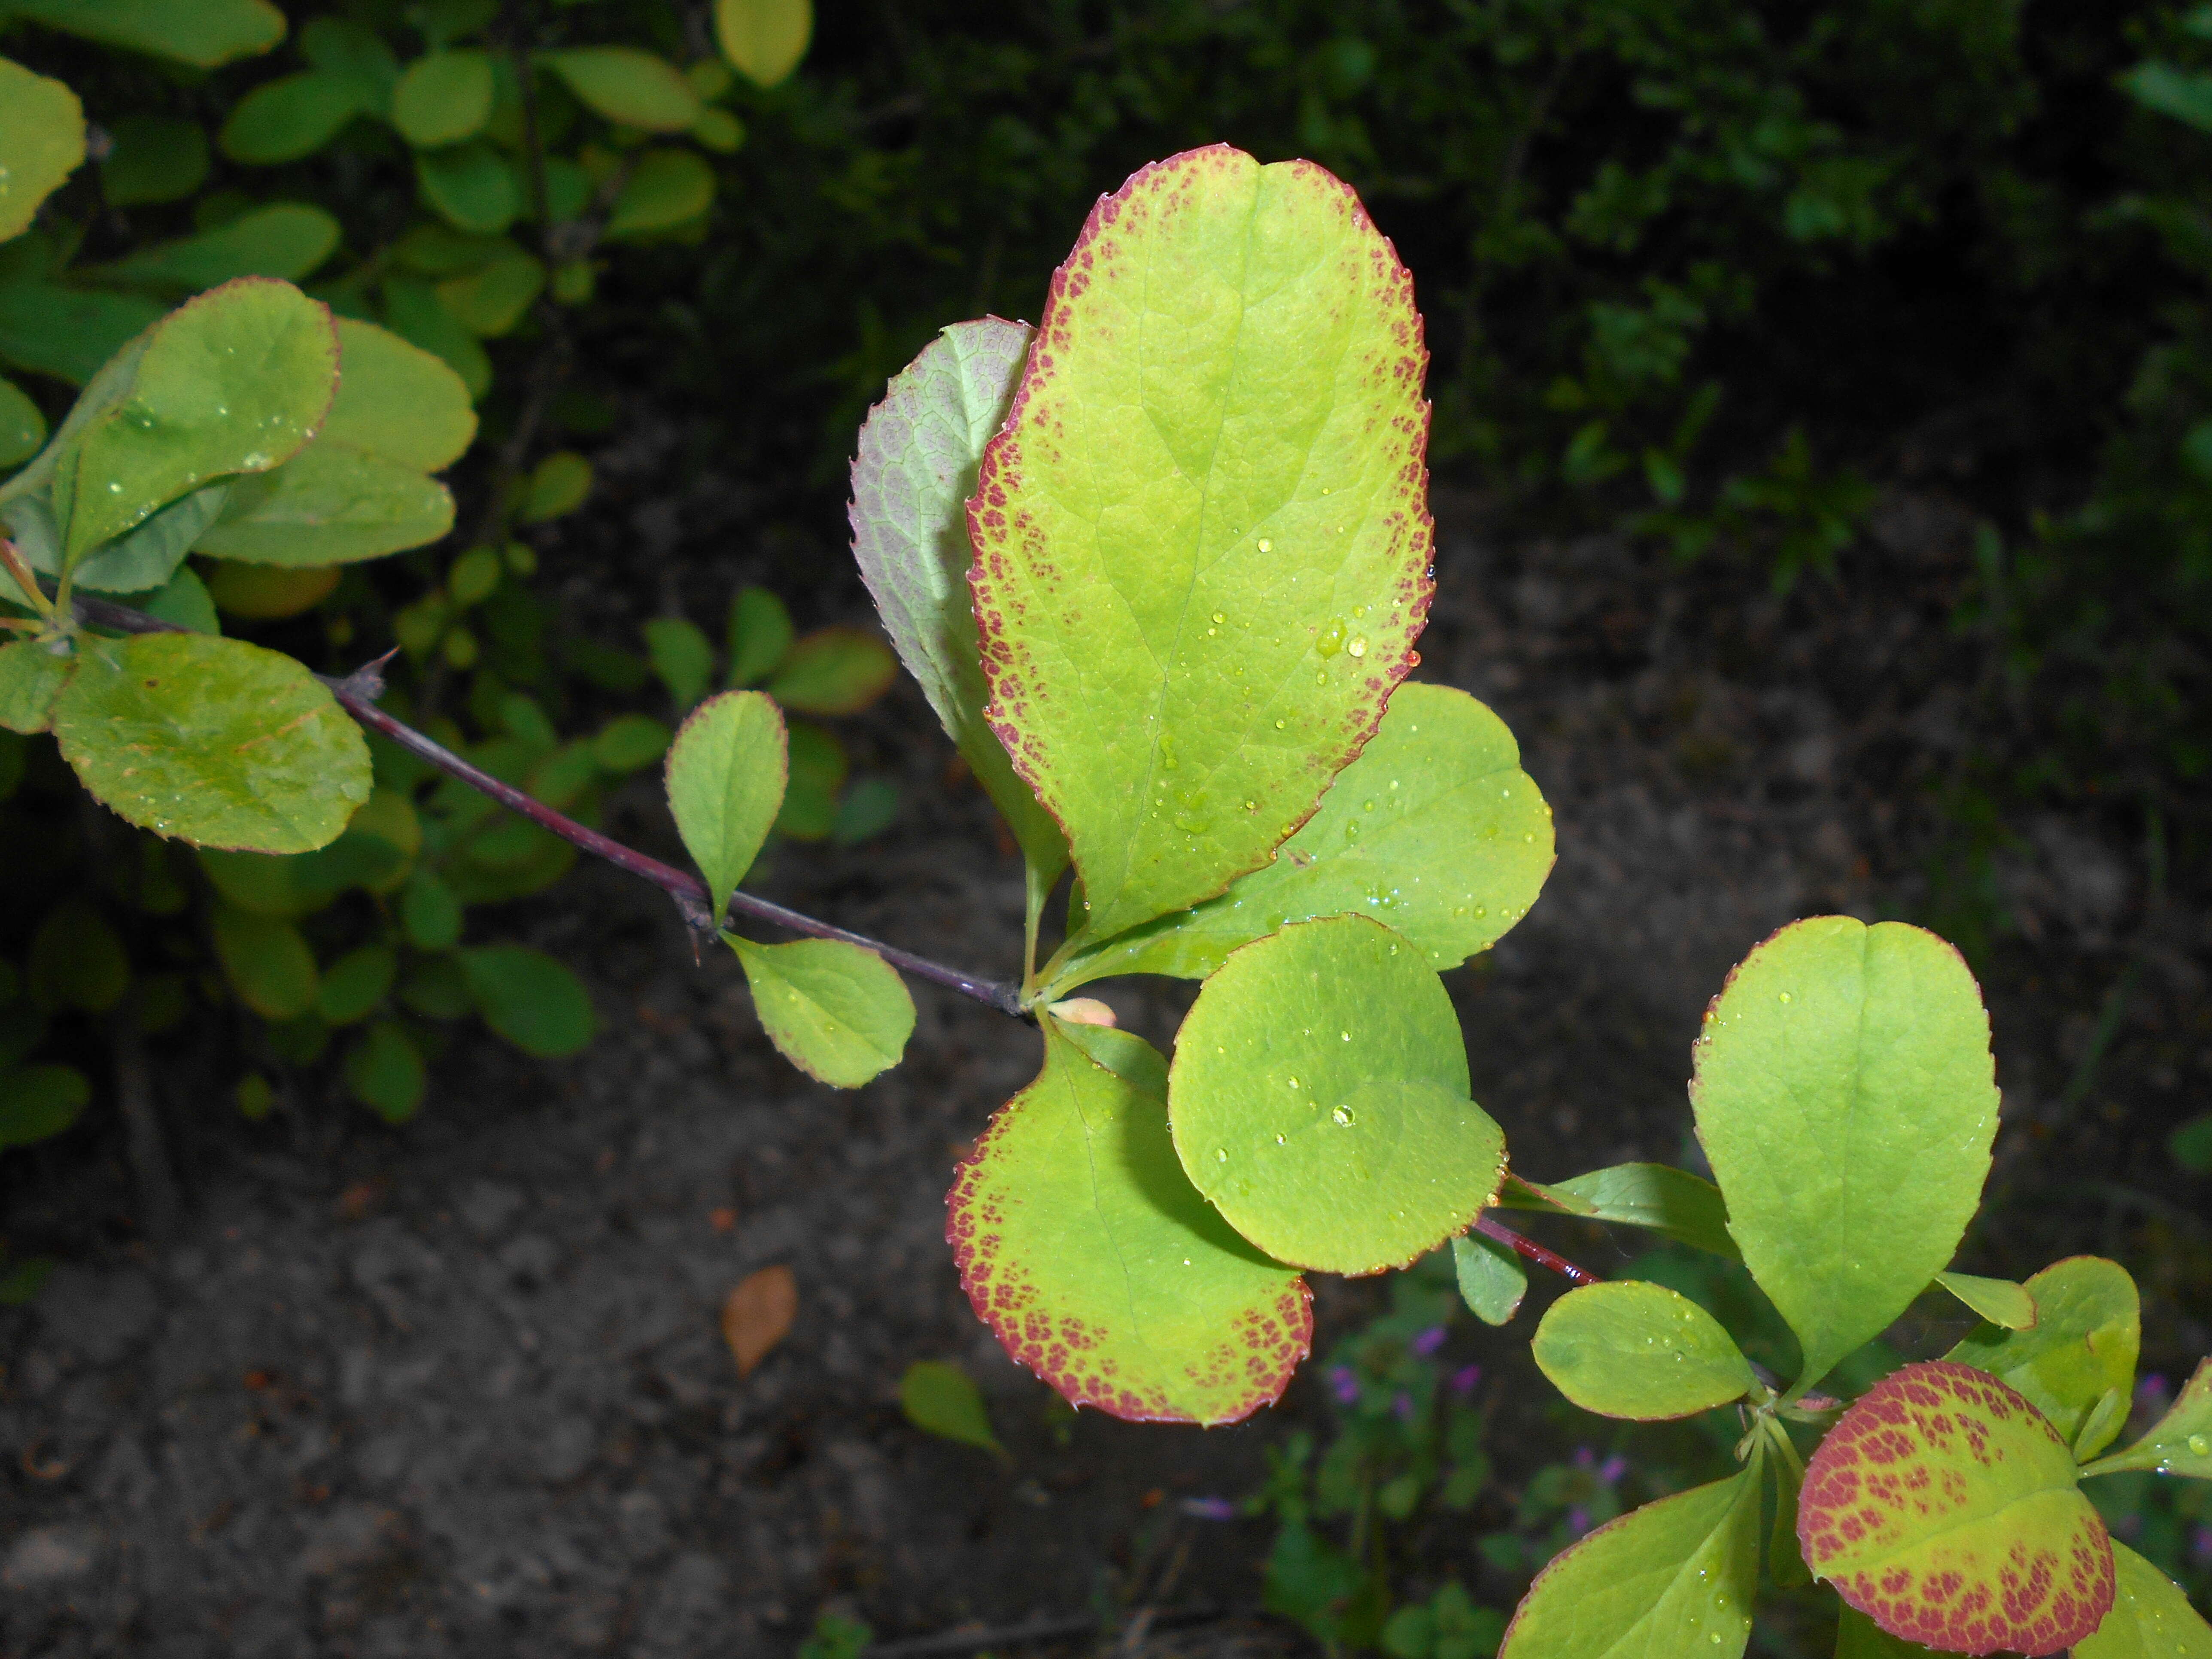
1274, 718, 1287, 729
1286, 1076, 1299, 1090
1317, 619, 1346, 658
1212, 611, 1225, 624
1257, 538, 1272, 553
1331, 1105, 1355, 1126
1315, 672, 1328, 685
2190, 1432, 2211, 1457
1340, 1031, 1350, 1041
1215, 1148, 1228, 1163
1347, 637, 1368, 658
1275, 1133, 1286, 1145
1779, 991, 1793, 1003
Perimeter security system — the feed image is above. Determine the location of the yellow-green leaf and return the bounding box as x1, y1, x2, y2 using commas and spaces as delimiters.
320, 317, 476, 472
537, 48, 700, 132
0, 58, 85, 242
0, 374, 46, 468
766, 627, 896, 716
90, 203, 340, 290
725, 933, 913, 1088
7, 0, 285, 68
1946, 1256, 2139, 1457
212, 904, 318, 1019
2073, 1540, 2212, 1658
192, 440, 455, 566
605, 148, 713, 238
0, 639, 70, 734
899, 1360, 1003, 1457
219, 72, 368, 164
392, 50, 495, 148
2081, 1357, 2212, 1479
521, 450, 590, 521
715, 0, 811, 88
1533, 1281, 1757, 1420
1934, 1270, 2036, 1331
665, 689, 786, 925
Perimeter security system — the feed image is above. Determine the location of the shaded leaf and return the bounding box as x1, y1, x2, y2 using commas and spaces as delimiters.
949, 1022, 1310, 1424
2124, 62, 2212, 134
212, 904, 318, 1019
380, 275, 490, 399
716, 0, 811, 87
767, 626, 896, 715
2081, 1356, 2212, 1479
459, 945, 594, 1057
7, 0, 285, 67
724, 933, 912, 1088
1946, 1256, 2139, 1457
2072, 1540, 2212, 1658
720, 1263, 796, 1377
192, 440, 454, 566
132, 565, 217, 633
415, 140, 518, 234
538, 48, 699, 132
665, 690, 786, 924
204, 559, 338, 618
434, 248, 543, 337
393, 50, 495, 147
344, 1020, 425, 1122
1798, 1360, 2114, 1655
605, 149, 714, 238
0, 1063, 89, 1149
644, 614, 712, 708
63, 480, 228, 592
726, 585, 792, 687
1835, 1606, 1940, 1658
400, 869, 461, 951
1934, 1271, 2036, 1332
219, 73, 368, 165
91, 204, 339, 290
589, 712, 670, 773
0, 280, 162, 386
320, 317, 476, 471
1516, 1163, 1739, 1261
29, 899, 128, 1012
775, 720, 845, 840
0, 639, 70, 734
521, 450, 590, 521
899, 1359, 1004, 1457
0, 57, 85, 242
0, 374, 46, 468
1533, 1281, 1756, 1420
1452, 1230, 1527, 1326
316, 944, 396, 1024
100, 114, 210, 208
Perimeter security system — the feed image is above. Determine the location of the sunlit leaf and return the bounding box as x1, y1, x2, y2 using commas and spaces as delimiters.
722, 1264, 797, 1377
899, 1359, 1003, 1456
1533, 1281, 1756, 1420
665, 689, 785, 925
723, 933, 912, 1088
2081, 1357, 2212, 1479
715, 0, 811, 87
393, 50, 495, 148
212, 904, 317, 1019
6, 0, 285, 68
192, 440, 454, 565
537, 47, 699, 132
0, 639, 70, 734
1946, 1256, 2139, 1457
767, 626, 896, 716
1452, 1230, 1526, 1326
969, 146, 1432, 942
1934, 1271, 2036, 1332
2072, 1540, 2212, 1657
949, 1021, 1310, 1423
1690, 918, 1997, 1394
52, 632, 370, 851
1799, 1360, 2114, 1655
0, 58, 85, 243
219, 73, 369, 164
90, 204, 340, 290
319, 317, 476, 472
459, 945, 594, 1057
605, 148, 714, 238
1167, 914, 1502, 1274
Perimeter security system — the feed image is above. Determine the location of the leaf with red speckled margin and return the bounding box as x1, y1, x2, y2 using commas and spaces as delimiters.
968, 143, 1434, 946
2072, 1540, 2212, 1658
1797, 1360, 2115, 1656
1497, 1465, 1761, 1659
1836, 1605, 1940, 1656
946, 1019, 1310, 1426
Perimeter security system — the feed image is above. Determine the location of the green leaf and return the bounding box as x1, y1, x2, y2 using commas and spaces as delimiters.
0, 374, 45, 468
1452, 1230, 1527, 1326
1689, 917, 1997, 1394
0, 1063, 89, 1149
1051, 684, 1551, 987
415, 140, 519, 234
1532, 1281, 1757, 1420
1498, 1468, 1761, 1659
393, 51, 495, 148
1934, 1270, 2036, 1331
100, 114, 210, 208
665, 690, 786, 924
344, 1019, 425, 1122
897, 1360, 1004, 1457
724, 933, 913, 1088
60, 277, 338, 561
0, 58, 85, 243
726, 585, 793, 687
644, 614, 713, 708
776, 720, 845, 840
1798, 1359, 2114, 1653
948, 1022, 1309, 1423
2081, 1356, 2212, 1479
2172, 1112, 2212, 1174
2073, 1540, 2212, 1657
0, 639, 70, 734
196, 789, 415, 915
6, 0, 286, 67
379, 276, 490, 400
606, 149, 714, 238
1515, 1164, 1740, 1261
767, 627, 896, 715
316, 944, 395, 1024
716, 0, 811, 86
1945, 1256, 2139, 1457
434, 247, 543, 337
219, 73, 368, 165
2123, 62, 2212, 133
297, 17, 396, 114
850, 317, 1066, 883
212, 904, 317, 1019
64, 480, 227, 592
0, 280, 163, 386
1167, 914, 1504, 1274
204, 559, 335, 619
831, 776, 898, 846
969, 146, 1432, 943
589, 712, 671, 773
537, 48, 699, 132
90, 204, 340, 290
401, 869, 462, 950
134, 566, 218, 633
521, 449, 590, 521
29, 899, 128, 1012
51, 632, 371, 851
191, 440, 455, 566
458, 945, 593, 1057
319, 317, 475, 472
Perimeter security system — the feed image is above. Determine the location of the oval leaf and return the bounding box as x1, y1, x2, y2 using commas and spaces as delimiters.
1945, 1256, 2139, 1457
605, 148, 713, 238
0, 374, 46, 469
0, 639, 71, 735
191, 440, 454, 566
1689, 918, 1997, 1394
1451, 1231, 1527, 1326
725, 934, 913, 1088
766, 626, 897, 716
6, 0, 284, 67
52, 632, 369, 851
458, 945, 594, 1058
0, 1063, 90, 1149
1798, 1360, 2115, 1656
948, 1022, 1310, 1424
1533, 1281, 1757, 1420
716, 0, 811, 87
321, 318, 477, 472
1167, 914, 1501, 1274
969, 145, 1433, 942
219, 72, 366, 164
1515, 1163, 1739, 1261
393, 51, 495, 148
1499, 1469, 1761, 1659
92, 203, 339, 290
721, 1264, 797, 1378
538, 48, 700, 132
2073, 1540, 2212, 1658
344, 1020, 425, 1122
415, 140, 518, 234
0, 57, 85, 242
664, 690, 786, 925
212, 905, 317, 1020
1933, 1271, 2036, 1332
899, 1360, 1003, 1456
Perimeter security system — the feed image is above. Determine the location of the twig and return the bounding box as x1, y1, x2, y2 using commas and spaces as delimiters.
1474, 1212, 1600, 1286
68, 592, 1030, 1020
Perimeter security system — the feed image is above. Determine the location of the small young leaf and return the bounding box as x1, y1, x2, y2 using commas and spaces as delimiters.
969, 146, 1433, 942
401, 869, 462, 951
0, 1063, 90, 1149
1521, 1163, 1739, 1261
0, 375, 46, 469
52, 633, 371, 852
726, 585, 793, 687
1051, 684, 1550, 987
2072, 1540, 2212, 1657
898, 1360, 1004, 1458
721, 1263, 797, 1377
1451, 1230, 1527, 1326
393, 51, 495, 148
605, 149, 714, 238
521, 450, 591, 522
316, 944, 396, 1025
1690, 917, 1997, 1395
219, 73, 369, 164
100, 114, 210, 208
415, 140, 520, 235
1534, 1282, 1757, 1420
537, 48, 700, 132
193, 441, 454, 566
458, 945, 594, 1057
2080, 1356, 2212, 1479
644, 615, 713, 708
0, 640, 70, 735
212, 905, 318, 1019
1934, 1270, 2036, 1331
0, 58, 85, 242
716, 0, 812, 87
726, 934, 912, 1088
343, 1020, 425, 1122
1167, 914, 1504, 1274
319, 318, 477, 472
29, 899, 127, 1013
665, 690, 786, 925
589, 713, 672, 773
1798, 1360, 2115, 1655
850, 317, 1066, 882
91, 204, 340, 290
766, 627, 897, 716
948, 1022, 1310, 1424
1498, 1468, 1761, 1659
1945, 1256, 2139, 1456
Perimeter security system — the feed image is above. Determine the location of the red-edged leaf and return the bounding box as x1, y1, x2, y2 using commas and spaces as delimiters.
1798, 1360, 2115, 1656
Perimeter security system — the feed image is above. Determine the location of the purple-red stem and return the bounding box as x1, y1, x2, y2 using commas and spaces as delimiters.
1474, 1211, 1601, 1286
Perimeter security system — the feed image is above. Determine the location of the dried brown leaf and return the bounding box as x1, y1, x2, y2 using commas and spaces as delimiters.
721, 1264, 796, 1378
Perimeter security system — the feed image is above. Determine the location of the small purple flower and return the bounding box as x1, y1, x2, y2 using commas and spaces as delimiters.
1566, 1506, 1591, 1537
1598, 1455, 1628, 1487
1449, 1364, 1483, 1396
1411, 1325, 1448, 1357
1573, 1446, 1595, 1470
1392, 1391, 1417, 1423
1180, 1496, 1237, 1522
1328, 1366, 1360, 1406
